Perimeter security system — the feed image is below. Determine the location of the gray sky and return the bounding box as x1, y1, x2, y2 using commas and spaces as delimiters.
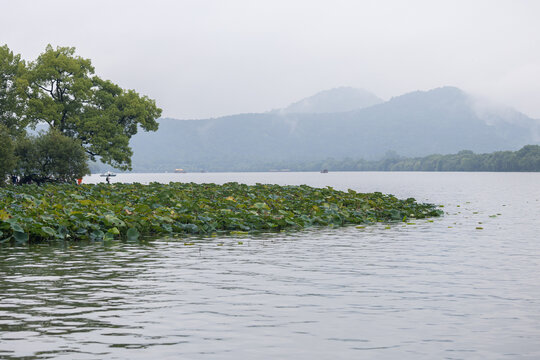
2, 0, 539, 119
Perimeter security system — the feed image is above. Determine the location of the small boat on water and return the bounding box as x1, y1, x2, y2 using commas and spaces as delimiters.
320, 169, 329, 173
99, 171, 117, 177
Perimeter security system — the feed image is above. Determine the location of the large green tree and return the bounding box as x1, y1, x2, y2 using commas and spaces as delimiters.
25, 45, 162, 170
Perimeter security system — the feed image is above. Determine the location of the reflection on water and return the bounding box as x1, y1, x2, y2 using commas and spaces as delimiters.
1, 172, 540, 359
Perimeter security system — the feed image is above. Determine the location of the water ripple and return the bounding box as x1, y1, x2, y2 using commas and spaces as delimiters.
1, 172, 540, 359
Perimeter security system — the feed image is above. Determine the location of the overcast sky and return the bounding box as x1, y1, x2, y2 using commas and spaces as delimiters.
2, 0, 539, 119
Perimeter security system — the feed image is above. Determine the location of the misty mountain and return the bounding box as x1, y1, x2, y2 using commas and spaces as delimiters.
280, 87, 383, 114
129, 86, 540, 172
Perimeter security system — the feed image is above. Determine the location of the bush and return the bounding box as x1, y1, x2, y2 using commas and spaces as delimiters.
13, 130, 90, 184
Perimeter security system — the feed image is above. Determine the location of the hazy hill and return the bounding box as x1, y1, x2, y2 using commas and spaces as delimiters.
280, 87, 383, 113
130, 86, 540, 172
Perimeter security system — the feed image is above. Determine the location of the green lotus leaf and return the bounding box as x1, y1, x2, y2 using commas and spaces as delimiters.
107, 227, 120, 235
41, 226, 57, 237
90, 230, 104, 240
57, 226, 68, 238
11, 223, 24, 233
13, 231, 29, 243
126, 227, 140, 241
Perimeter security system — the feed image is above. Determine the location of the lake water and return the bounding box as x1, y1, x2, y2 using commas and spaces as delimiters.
1, 172, 539, 359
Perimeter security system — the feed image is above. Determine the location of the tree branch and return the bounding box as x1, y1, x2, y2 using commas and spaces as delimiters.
85, 148, 97, 157
37, 84, 55, 100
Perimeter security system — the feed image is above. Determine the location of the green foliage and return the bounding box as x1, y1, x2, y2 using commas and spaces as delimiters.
13, 130, 90, 184
1, 43, 161, 178
0, 125, 16, 184
325, 145, 540, 172
75, 77, 161, 169
25, 45, 95, 131
22, 44, 162, 170
0, 44, 27, 135
0, 182, 443, 243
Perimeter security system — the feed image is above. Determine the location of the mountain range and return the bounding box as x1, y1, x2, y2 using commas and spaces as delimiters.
129, 86, 540, 172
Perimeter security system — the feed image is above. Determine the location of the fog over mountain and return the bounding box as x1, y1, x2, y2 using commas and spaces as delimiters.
4, 2, 540, 119
129, 86, 540, 172
280, 87, 383, 114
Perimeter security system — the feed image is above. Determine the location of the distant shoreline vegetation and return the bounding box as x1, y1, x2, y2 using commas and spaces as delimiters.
117, 145, 540, 173
289, 145, 540, 172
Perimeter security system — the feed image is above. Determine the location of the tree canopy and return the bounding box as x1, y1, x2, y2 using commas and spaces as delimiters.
23, 45, 161, 170
0, 45, 27, 135
0, 44, 162, 185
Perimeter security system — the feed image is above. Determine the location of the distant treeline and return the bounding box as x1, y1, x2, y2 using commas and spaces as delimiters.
280, 145, 540, 172
127, 145, 540, 173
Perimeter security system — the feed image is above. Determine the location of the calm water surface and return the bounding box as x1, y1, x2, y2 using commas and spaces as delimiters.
1, 172, 539, 359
